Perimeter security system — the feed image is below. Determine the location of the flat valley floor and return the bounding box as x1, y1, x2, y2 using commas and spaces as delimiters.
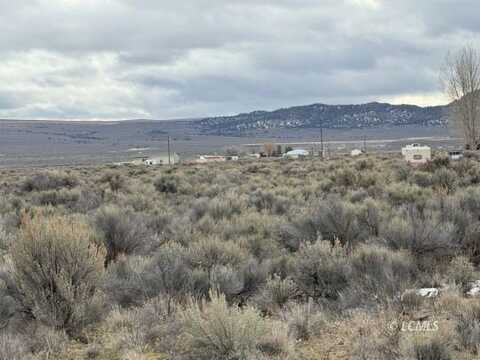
0, 120, 461, 167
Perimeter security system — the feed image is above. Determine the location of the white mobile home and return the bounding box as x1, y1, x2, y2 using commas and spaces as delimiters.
448, 150, 464, 161
142, 153, 180, 166
283, 149, 309, 159
351, 149, 364, 157
401, 144, 431, 165
196, 155, 227, 164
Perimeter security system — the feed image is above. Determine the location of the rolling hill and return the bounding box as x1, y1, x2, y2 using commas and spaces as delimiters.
196, 102, 449, 136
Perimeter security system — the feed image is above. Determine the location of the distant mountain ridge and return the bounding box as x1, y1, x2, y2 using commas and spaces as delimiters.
196, 102, 450, 136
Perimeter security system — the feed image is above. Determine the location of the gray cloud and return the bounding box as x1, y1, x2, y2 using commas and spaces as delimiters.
0, 0, 479, 119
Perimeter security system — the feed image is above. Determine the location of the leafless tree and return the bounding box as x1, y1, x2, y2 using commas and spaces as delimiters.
263, 143, 275, 157
442, 46, 480, 149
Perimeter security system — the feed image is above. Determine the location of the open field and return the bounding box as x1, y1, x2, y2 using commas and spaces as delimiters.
0, 120, 461, 167
1, 153, 480, 359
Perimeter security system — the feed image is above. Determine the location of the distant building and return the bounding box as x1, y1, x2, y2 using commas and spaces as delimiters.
196, 155, 227, 163
351, 149, 364, 157
401, 144, 431, 164
283, 149, 309, 159
134, 153, 180, 166
448, 150, 464, 161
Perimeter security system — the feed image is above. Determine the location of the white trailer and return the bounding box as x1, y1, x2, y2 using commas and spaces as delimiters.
401, 144, 431, 165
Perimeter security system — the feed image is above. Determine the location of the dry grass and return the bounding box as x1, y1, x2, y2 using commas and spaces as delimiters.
0, 154, 479, 358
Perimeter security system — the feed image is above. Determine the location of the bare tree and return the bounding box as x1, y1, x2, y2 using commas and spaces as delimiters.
263, 143, 275, 157
442, 46, 480, 149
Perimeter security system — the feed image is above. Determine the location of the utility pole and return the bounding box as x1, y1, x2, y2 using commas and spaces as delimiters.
320, 126, 324, 159
363, 135, 367, 154
167, 136, 172, 165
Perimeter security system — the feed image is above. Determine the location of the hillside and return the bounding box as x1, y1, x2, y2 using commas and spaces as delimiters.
196, 102, 449, 136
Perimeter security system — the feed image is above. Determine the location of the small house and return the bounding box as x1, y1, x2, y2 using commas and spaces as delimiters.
448, 150, 464, 161
283, 149, 309, 159
142, 153, 180, 166
401, 144, 431, 165
351, 149, 364, 157
196, 155, 227, 164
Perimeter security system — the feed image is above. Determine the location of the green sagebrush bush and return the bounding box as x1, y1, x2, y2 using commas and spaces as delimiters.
143, 239, 266, 303
342, 244, 415, 308
293, 241, 350, 301
142, 243, 194, 303
254, 275, 297, 314
21, 171, 78, 193
446, 256, 477, 293
315, 196, 361, 249
283, 300, 327, 341
33, 188, 80, 208
94, 205, 150, 266
249, 189, 290, 215
187, 237, 247, 272
106, 296, 179, 355
455, 302, 480, 354
356, 197, 386, 238
381, 207, 457, 260
432, 167, 458, 193
10, 212, 106, 336
103, 255, 150, 308
99, 171, 125, 192
0, 332, 27, 360
180, 290, 292, 360
413, 338, 451, 360
154, 174, 180, 194
275, 215, 319, 252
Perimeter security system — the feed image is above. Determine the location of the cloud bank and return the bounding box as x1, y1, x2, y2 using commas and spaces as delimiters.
0, 0, 478, 119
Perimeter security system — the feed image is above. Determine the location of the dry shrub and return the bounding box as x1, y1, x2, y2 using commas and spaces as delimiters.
455, 302, 480, 354
356, 198, 386, 237
100, 171, 125, 192
143, 243, 193, 302
106, 296, 178, 356
350, 311, 402, 360
315, 196, 361, 249
208, 195, 244, 221
28, 325, 69, 358
103, 255, 150, 308
400, 290, 425, 314
254, 275, 297, 313
386, 183, 429, 206
293, 241, 350, 301
249, 189, 290, 215
95, 205, 150, 266
284, 300, 327, 341
180, 291, 291, 359
0, 332, 27, 360
446, 256, 477, 293
275, 216, 318, 252
187, 237, 247, 271
343, 244, 415, 308
154, 174, 179, 194
382, 208, 457, 260
412, 338, 451, 360
34, 189, 80, 207
21, 171, 78, 192
432, 168, 457, 193
11, 213, 105, 336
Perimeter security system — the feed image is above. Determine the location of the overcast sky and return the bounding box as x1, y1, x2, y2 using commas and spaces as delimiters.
0, 0, 479, 120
